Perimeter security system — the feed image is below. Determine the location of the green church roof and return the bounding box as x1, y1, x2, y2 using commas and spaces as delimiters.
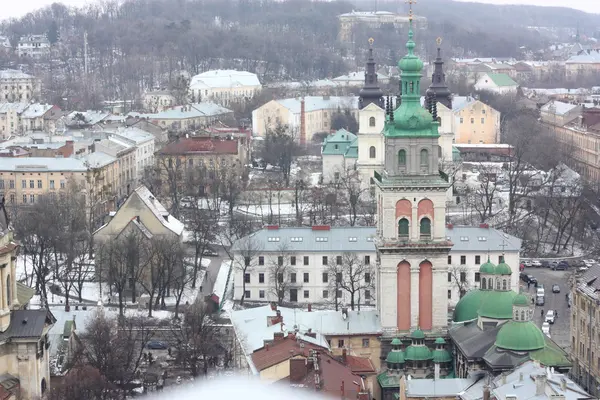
434, 337, 446, 345
391, 338, 403, 346
495, 261, 512, 275
432, 348, 452, 363
479, 290, 518, 319
513, 293, 530, 306
411, 328, 425, 339
405, 345, 433, 361
486, 73, 518, 88
495, 321, 545, 351
529, 336, 571, 367
344, 139, 358, 158
453, 289, 489, 322
479, 258, 496, 274
386, 349, 405, 364
321, 129, 357, 155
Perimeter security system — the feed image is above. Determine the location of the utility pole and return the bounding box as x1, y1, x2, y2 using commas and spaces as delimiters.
84, 30, 89, 76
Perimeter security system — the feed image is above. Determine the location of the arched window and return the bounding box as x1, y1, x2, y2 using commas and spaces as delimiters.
419, 218, 431, 239
398, 218, 409, 238
520, 311, 525, 321
420, 149, 429, 167
369, 146, 376, 159
481, 279, 487, 290
496, 278, 500, 290
6, 275, 10, 307
398, 149, 406, 166
488, 278, 493, 289
369, 116, 376, 127
502, 279, 507, 290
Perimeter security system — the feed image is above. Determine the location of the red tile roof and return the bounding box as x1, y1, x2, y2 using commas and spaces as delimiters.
251, 333, 327, 371
343, 354, 376, 374
158, 137, 238, 156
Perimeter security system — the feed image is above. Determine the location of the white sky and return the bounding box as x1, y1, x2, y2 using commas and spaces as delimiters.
1, 0, 599, 20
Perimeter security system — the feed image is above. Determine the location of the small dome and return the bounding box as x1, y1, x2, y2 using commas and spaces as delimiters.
479, 258, 496, 274
495, 261, 512, 275
513, 293, 530, 306
405, 345, 433, 361
453, 289, 489, 322
432, 348, 452, 363
386, 349, 405, 364
434, 337, 446, 345
495, 321, 546, 351
411, 328, 425, 339
391, 338, 403, 346
398, 30, 424, 73
478, 291, 518, 319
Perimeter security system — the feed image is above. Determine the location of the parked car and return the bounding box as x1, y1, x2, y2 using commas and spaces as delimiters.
553, 261, 568, 271
520, 272, 529, 282
536, 296, 545, 306
147, 341, 168, 350
202, 246, 219, 257
537, 287, 545, 297
550, 261, 559, 269
542, 322, 551, 335
545, 310, 556, 324
541, 260, 550, 268
552, 284, 560, 293
524, 260, 533, 267
532, 260, 542, 268
527, 275, 537, 285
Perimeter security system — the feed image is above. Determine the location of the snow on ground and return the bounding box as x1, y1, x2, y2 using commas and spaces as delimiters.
310, 172, 322, 186
234, 203, 297, 218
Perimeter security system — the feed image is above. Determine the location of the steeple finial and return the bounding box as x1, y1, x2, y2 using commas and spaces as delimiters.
359, 37, 384, 109
406, 0, 416, 21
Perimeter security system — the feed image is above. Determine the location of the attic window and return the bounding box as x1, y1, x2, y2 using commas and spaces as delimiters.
267, 237, 280, 242
316, 237, 328, 242
348, 237, 357, 242
366, 237, 374, 242
460, 236, 469, 241
290, 237, 303, 242
478, 236, 487, 241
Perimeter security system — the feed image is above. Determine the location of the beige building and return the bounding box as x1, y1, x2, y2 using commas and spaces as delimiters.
0, 202, 56, 400
189, 70, 261, 106
251, 96, 359, 143
134, 102, 233, 133
0, 70, 41, 103
452, 96, 501, 145
566, 50, 600, 80
540, 100, 582, 126
142, 90, 176, 112
338, 10, 427, 43
0, 103, 61, 139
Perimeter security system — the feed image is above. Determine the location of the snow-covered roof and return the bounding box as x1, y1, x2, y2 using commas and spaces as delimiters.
0, 102, 30, 114
21, 104, 54, 119
66, 110, 111, 126
190, 70, 261, 89
567, 50, 600, 64
540, 100, 580, 115
275, 96, 359, 114
148, 102, 232, 120
332, 71, 388, 82
0, 157, 87, 172
134, 185, 184, 236
212, 260, 232, 305
110, 127, 154, 144
339, 10, 396, 17
0, 69, 34, 80
80, 151, 117, 168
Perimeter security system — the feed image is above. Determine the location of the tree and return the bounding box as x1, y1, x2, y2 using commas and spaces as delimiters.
326, 253, 374, 310
336, 168, 369, 226
45, 365, 114, 400
232, 235, 263, 305
267, 245, 299, 306
448, 264, 471, 299
259, 124, 299, 187
170, 73, 190, 105
330, 109, 358, 133
47, 20, 60, 44
467, 163, 500, 223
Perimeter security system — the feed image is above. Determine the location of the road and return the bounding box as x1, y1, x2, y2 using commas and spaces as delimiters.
182, 244, 230, 303
521, 266, 573, 351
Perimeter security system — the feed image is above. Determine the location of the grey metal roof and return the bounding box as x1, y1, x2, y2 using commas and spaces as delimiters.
449, 320, 503, 359
0, 310, 54, 342
447, 226, 521, 252
577, 263, 600, 300
0, 157, 88, 172
407, 378, 477, 397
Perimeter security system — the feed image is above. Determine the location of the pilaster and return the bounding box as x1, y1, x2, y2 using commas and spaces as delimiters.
410, 265, 420, 328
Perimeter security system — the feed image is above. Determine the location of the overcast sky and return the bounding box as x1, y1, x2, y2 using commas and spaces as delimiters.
1, 0, 599, 20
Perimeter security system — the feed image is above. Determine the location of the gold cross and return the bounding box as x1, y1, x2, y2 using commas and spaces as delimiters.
405, 0, 417, 20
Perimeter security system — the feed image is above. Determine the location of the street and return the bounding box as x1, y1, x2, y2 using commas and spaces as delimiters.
521, 266, 573, 351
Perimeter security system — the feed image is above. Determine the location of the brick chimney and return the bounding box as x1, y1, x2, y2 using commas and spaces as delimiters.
483, 385, 490, 400
305, 328, 316, 338
267, 310, 283, 327
342, 348, 347, 365
274, 332, 285, 341
479, 223, 489, 228
300, 97, 306, 147
308, 303, 312, 312
270, 303, 277, 311
290, 358, 307, 383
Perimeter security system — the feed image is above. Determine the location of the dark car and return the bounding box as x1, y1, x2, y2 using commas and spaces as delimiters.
541, 260, 550, 268
554, 261, 568, 271
147, 341, 168, 350
552, 284, 560, 293
520, 272, 529, 282
527, 275, 537, 285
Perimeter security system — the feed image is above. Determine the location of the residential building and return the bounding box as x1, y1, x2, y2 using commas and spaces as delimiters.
134, 102, 233, 133
566, 50, 600, 80
0, 102, 30, 138
251, 96, 359, 143
93, 138, 136, 198
17, 35, 51, 58
142, 90, 176, 112
189, 70, 261, 106
110, 127, 155, 181
337, 11, 427, 43
450, 264, 570, 376
570, 264, 600, 396
0, 103, 60, 138
0, 201, 56, 400
452, 96, 501, 144
474, 73, 519, 95
64, 111, 111, 129
540, 100, 582, 126
321, 129, 358, 183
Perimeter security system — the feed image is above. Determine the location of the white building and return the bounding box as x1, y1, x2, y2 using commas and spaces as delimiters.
0, 69, 41, 103
142, 90, 176, 112
107, 127, 155, 182
230, 225, 520, 308
356, 101, 386, 190
474, 73, 519, 95
189, 70, 261, 106
17, 35, 51, 58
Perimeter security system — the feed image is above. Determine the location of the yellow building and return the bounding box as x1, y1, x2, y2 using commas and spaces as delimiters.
0, 201, 56, 400
566, 50, 600, 80
452, 96, 501, 145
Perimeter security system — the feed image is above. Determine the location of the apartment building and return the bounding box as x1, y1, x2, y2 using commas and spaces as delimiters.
142, 90, 176, 112
570, 264, 600, 396
189, 70, 261, 106
230, 225, 520, 307
0, 69, 41, 102
337, 10, 427, 43
133, 102, 233, 133
0, 103, 60, 138
17, 34, 51, 58
566, 50, 600, 80
452, 96, 502, 145
540, 101, 582, 127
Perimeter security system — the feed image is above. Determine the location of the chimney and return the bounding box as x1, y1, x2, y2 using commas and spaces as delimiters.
483, 385, 490, 400
305, 328, 316, 338
270, 303, 277, 311
266, 343, 269, 351
266, 225, 279, 230
300, 97, 306, 147
560, 377, 567, 391
519, 372, 523, 382
535, 374, 547, 396
290, 358, 308, 383
342, 348, 347, 365
308, 303, 312, 312
342, 307, 348, 319
274, 332, 285, 341
447, 224, 453, 229
480, 223, 489, 228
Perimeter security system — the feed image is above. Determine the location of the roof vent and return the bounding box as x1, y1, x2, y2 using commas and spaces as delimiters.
22, 318, 28, 325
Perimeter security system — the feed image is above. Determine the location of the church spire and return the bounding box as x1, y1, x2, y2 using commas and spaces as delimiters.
426, 37, 452, 110
359, 38, 384, 109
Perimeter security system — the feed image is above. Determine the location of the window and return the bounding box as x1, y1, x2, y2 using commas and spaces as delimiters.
498, 255, 503, 264
369, 116, 375, 127
278, 273, 283, 283
336, 256, 342, 265
336, 272, 342, 283
322, 290, 329, 298
322, 256, 328, 265
334, 172, 340, 181
448, 255, 452, 264
460, 272, 466, 282
420, 218, 431, 239
471, 118, 474, 124
303, 256, 309, 265
398, 149, 406, 166
290, 289, 298, 302
475, 255, 481, 264
460, 117, 464, 123
21, 180, 26, 189
30, 194, 35, 203
291, 273, 297, 283
49, 180, 54, 189
244, 256, 251, 266
322, 272, 328, 283
447, 272, 452, 282
420, 149, 429, 167
482, 109, 486, 114
259, 256, 264, 266
365, 273, 371, 283
448, 290, 452, 299
362, 338, 370, 347
22, 195, 27, 204
338, 339, 345, 348
304, 273, 309, 283
244, 273, 250, 283
29, 180, 34, 188
244, 290, 251, 299
60, 181, 65, 189
37, 180, 42, 188
303, 290, 309, 299
398, 218, 409, 238
460, 255, 466, 265
368, 146, 377, 159
278, 256, 283, 266
259, 290, 265, 298
481, 118, 485, 124
9, 180, 14, 189
502, 279, 507, 290
291, 256, 296, 266
475, 272, 480, 282
365, 289, 371, 300
6, 275, 10, 306
336, 290, 342, 298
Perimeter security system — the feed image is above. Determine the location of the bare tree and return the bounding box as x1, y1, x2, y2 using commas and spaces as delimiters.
259, 123, 299, 187
337, 168, 369, 226
448, 264, 471, 298
267, 244, 299, 306
232, 235, 263, 305
326, 253, 374, 310
466, 163, 500, 223
45, 365, 114, 400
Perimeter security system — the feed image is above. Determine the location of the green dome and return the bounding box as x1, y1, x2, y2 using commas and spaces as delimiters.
405, 345, 433, 361
386, 349, 405, 364
495, 262, 512, 275
478, 291, 518, 319
479, 258, 497, 274
513, 293, 530, 306
495, 321, 546, 351
391, 338, 403, 346
434, 337, 446, 345
411, 329, 425, 339
397, 29, 424, 73
453, 289, 489, 322
432, 348, 452, 363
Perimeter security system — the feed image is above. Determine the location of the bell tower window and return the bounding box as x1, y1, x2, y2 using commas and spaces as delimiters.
409, 81, 414, 93
398, 149, 406, 166
420, 149, 429, 167
369, 146, 376, 159
419, 218, 431, 239
398, 218, 409, 239
369, 116, 376, 127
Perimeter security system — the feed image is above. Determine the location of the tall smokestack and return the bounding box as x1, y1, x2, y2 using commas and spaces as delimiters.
300, 97, 306, 147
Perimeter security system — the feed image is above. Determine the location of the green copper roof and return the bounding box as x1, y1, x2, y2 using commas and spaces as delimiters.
495, 261, 512, 275
529, 336, 571, 368
486, 73, 518, 88
432, 348, 452, 363
344, 139, 358, 159
513, 293, 530, 306
386, 349, 405, 364
377, 371, 401, 388
434, 337, 446, 345
495, 321, 545, 351
411, 328, 425, 339
479, 258, 496, 274
391, 338, 403, 346
452, 146, 461, 162
321, 129, 357, 155
453, 289, 489, 322
478, 290, 519, 319
405, 345, 433, 361
398, 26, 424, 74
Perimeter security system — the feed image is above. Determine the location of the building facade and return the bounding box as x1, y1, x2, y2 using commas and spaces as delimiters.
142, 91, 176, 112
0, 70, 41, 103
474, 73, 519, 95
337, 11, 427, 43
189, 70, 261, 106
17, 35, 51, 58
452, 97, 501, 145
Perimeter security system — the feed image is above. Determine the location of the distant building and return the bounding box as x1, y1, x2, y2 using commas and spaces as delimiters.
142, 90, 176, 112
0, 69, 41, 103
337, 11, 427, 43
540, 100, 582, 126
321, 129, 357, 183
133, 102, 233, 133
332, 71, 390, 87
17, 34, 50, 58
566, 50, 600, 80
474, 73, 519, 95
189, 70, 261, 106
452, 96, 502, 145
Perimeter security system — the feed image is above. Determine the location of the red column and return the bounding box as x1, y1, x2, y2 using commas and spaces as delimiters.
397, 262, 411, 331
419, 261, 433, 330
